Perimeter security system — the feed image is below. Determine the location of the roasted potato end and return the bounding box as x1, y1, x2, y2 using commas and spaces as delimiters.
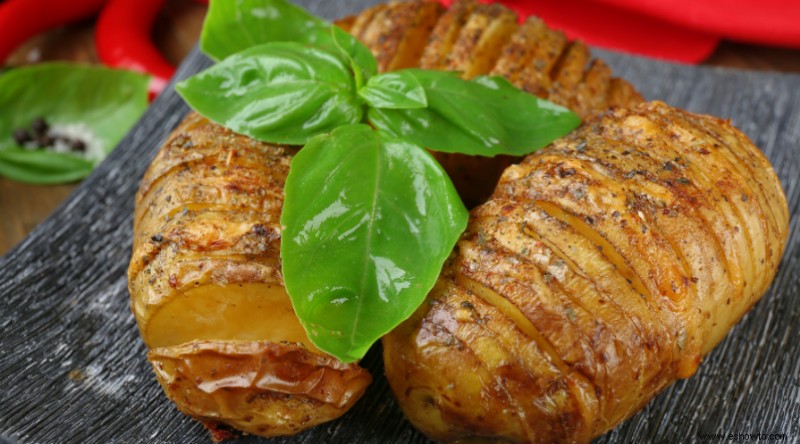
151, 341, 372, 438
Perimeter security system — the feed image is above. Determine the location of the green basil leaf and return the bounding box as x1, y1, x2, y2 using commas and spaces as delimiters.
0, 148, 94, 184
176, 42, 364, 145
0, 63, 149, 154
472, 75, 582, 146
0, 63, 148, 184
358, 70, 428, 109
368, 69, 582, 156
200, 0, 377, 78
281, 124, 468, 362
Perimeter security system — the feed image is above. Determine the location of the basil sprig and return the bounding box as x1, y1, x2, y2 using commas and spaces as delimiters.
180, 51, 580, 157
179, 0, 581, 363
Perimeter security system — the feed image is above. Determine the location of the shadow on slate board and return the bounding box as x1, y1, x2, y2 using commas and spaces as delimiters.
1, 1, 799, 443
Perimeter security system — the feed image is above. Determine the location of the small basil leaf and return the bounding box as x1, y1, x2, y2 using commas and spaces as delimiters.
358, 70, 428, 109
281, 124, 468, 362
201, 0, 323, 61
0, 148, 94, 184
177, 42, 363, 145
472, 75, 582, 147
201, 0, 377, 78
368, 69, 582, 156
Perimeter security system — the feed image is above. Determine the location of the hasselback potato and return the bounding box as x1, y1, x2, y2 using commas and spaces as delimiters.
341, 0, 642, 207
128, 113, 372, 438
382, 101, 789, 443
129, 0, 639, 439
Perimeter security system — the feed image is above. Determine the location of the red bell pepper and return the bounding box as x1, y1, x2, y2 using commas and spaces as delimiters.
0, 0, 108, 64
95, 0, 176, 99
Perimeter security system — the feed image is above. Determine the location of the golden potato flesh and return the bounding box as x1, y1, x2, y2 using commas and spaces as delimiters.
128, 114, 371, 438
382, 101, 789, 443
144, 283, 315, 350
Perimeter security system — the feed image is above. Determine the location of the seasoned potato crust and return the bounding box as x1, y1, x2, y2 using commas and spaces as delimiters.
382, 101, 789, 443
349, 0, 640, 116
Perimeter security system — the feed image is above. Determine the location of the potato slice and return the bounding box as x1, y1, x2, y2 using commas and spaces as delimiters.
444, 3, 518, 78
390, 2, 445, 70
420, 0, 478, 70
492, 17, 564, 92
358, 1, 445, 72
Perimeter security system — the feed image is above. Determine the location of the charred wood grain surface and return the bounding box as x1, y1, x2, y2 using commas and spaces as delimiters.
1, 1, 799, 443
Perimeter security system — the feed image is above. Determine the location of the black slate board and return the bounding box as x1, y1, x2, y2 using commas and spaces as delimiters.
1, 1, 799, 443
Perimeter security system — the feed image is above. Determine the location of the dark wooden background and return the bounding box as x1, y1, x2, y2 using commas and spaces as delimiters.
1, 1, 799, 443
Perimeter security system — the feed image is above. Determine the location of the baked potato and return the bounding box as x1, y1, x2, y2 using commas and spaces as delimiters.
129, 0, 643, 439
382, 101, 789, 443
128, 113, 372, 438
342, 0, 642, 207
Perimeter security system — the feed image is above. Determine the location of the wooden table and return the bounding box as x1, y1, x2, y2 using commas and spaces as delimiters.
2, 2, 800, 255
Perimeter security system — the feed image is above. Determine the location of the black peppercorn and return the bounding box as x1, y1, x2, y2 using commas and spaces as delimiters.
31, 117, 49, 135
12, 128, 32, 145
37, 135, 54, 147
71, 140, 86, 152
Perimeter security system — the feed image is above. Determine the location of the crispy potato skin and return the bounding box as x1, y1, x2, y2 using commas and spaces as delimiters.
383, 101, 789, 443
128, 114, 371, 438
150, 341, 371, 437
343, 0, 643, 207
